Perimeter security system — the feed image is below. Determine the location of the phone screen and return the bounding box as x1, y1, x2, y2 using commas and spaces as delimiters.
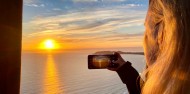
88, 55, 116, 69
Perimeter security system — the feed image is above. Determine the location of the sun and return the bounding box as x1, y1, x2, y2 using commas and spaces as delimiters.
44, 39, 55, 49
40, 39, 59, 50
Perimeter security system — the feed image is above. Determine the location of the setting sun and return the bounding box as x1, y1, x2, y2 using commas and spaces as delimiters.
44, 40, 55, 49
39, 39, 59, 50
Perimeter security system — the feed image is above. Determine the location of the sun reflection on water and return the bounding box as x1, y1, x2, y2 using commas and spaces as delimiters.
43, 54, 63, 94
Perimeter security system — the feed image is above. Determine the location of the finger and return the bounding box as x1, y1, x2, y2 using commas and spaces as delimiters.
107, 62, 119, 71
114, 52, 125, 62
113, 52, 122, 58
107, 67, 117, 71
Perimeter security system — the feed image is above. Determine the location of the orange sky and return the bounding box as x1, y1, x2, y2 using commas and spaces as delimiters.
22, 36, 144, 52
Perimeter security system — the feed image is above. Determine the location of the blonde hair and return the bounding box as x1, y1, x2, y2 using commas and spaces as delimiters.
143, 0, 190, 94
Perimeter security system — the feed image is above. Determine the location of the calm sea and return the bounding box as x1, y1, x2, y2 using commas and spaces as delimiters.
20, 48, 145, 94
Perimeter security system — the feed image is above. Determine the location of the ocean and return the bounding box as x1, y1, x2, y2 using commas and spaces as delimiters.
20, 48, 145, 94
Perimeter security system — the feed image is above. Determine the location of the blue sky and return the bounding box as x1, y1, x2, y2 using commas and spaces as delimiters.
22, 0, 148, 51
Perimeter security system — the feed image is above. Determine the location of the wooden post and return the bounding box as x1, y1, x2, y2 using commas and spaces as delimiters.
0, 0, 22, 94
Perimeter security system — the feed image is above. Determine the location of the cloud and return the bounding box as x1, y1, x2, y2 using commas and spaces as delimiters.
25, 6, 144, 28
24, 0, 37, 4
101, 0, 126, 2
128, 4, 142, 7
72, 0, 98, 3
24, 0, 40, 5
23, 4, 146, 49
72, 0, 126, 3
24, 0, 45, 7
25, 3, 45, 7
53, 8, 62, 11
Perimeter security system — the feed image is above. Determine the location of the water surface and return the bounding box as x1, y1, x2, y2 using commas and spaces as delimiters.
21, 49, 145, 94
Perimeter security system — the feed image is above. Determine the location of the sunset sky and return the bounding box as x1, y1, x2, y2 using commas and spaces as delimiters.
22, 0, 148, 51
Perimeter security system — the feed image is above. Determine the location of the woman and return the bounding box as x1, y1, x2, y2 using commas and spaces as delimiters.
111, 0, 190, 94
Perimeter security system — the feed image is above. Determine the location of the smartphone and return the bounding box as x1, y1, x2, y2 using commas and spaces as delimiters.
88, 54, 118, 69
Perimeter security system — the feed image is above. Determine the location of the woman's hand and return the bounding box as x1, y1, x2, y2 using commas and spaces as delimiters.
107, 52, 126, 71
